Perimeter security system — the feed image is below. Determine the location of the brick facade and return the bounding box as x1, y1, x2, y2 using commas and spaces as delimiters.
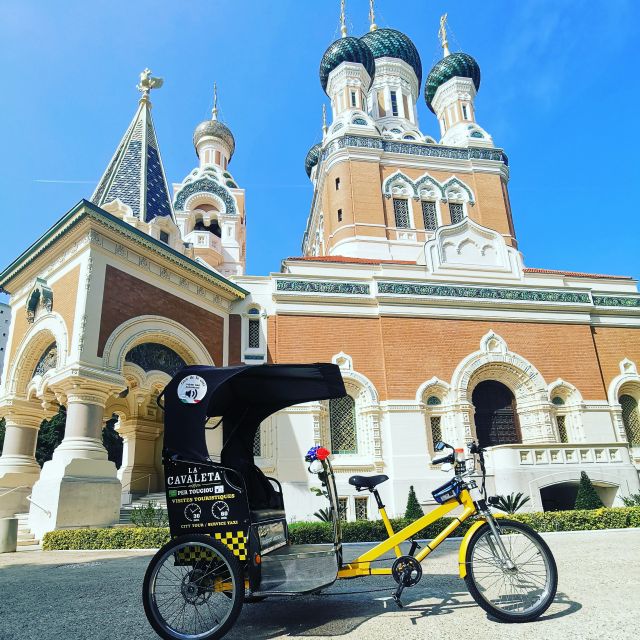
7, 266, 80, 367
267, 314, 634, 402
591, 326, 640, 394
98, 266, 224, 364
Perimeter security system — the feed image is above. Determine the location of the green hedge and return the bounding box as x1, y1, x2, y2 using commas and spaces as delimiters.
42, 507, 640, 550
288, 517, 473, 544
42, 527, 170, 551
289, 507, 640, 544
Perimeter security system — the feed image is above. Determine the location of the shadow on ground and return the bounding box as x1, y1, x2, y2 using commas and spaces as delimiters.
0, 552, 582, 640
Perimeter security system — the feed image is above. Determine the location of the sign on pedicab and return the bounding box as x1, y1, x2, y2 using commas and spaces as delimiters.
164, 459, 250, 537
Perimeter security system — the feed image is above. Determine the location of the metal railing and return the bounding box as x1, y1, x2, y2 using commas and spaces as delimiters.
0, 485, 29, 500
26, 495, 51, 518
120, 474, 153, 504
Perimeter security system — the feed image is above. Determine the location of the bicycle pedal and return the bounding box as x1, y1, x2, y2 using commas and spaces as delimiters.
391, 593, 403, 608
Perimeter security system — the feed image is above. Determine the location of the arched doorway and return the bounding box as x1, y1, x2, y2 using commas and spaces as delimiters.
540, 480, 618, 511
472, 380, 521, 448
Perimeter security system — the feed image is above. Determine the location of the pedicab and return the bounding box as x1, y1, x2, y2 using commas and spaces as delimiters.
142, 363, 558, 640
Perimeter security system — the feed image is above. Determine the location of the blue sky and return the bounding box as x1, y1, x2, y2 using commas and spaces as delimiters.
1, 0, 638, 298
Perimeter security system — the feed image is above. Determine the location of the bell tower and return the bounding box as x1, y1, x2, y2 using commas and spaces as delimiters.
173, 85, 246, 276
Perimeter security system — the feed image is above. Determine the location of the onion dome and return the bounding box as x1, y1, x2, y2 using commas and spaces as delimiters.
319, 37, 375, 94
424, 52, 481, 113
193, 119, 235, 158
360, 28, 422, 86
305, 143, 321, 177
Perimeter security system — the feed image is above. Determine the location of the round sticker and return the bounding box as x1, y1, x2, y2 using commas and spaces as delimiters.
178, 375, 207, 404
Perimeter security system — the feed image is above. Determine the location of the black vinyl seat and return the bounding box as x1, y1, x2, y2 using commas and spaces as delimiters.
250, 509, 286, 523
348, 474, 389, 491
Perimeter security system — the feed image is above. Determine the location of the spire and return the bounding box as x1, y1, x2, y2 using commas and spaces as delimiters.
92, 69, 174, 223
368, 0, 377, 32
340, 0, 347, 37
438, 13, 451, 57
211, 82, 219, 120
322, 104, 328, 138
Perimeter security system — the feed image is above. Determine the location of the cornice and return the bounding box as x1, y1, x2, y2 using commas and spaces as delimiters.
322, 134, 508, 166
0, 200, 247, 299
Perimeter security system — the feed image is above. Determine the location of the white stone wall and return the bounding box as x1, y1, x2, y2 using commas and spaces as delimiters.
0, 302, 10, 383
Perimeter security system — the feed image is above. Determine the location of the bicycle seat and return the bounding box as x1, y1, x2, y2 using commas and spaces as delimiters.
348, 474, 389, 490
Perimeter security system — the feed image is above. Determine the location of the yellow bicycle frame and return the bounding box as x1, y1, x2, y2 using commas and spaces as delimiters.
337, 488, 496, 580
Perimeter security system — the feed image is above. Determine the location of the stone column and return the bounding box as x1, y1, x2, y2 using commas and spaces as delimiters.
117, 417, 163, 502
0, 397, 43, 517
28, 383, 122, 539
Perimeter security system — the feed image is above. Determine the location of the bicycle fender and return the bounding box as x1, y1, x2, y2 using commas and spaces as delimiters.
458, 513, 506, 578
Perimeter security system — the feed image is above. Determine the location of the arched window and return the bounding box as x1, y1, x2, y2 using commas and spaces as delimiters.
421, 201, 438, 231
449, 202, 465, 224
556, 415, 568, 443
247, 308, 260, 349
620, 395, 640, 446
392, 198, 411, 229
253, 428, 261, 457
425, 395, 443, 454
551, 396, 569, 443
329, 395, 357, 454
33, 342, 57, 378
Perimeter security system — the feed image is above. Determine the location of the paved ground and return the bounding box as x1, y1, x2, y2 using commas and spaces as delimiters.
0, 529, 638, 640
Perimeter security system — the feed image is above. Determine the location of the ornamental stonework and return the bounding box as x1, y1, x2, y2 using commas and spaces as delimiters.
276, 280, 370, 295
377, 282, 591, 304
323, 134, 508, 164
173, 177, 237, 214
592, 295, 640, 308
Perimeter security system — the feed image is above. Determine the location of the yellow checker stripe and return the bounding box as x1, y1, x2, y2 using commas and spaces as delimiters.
174, 545, 215, 565
215, 530, 247, 561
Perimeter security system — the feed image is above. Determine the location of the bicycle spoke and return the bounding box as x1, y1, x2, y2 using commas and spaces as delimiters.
148, 542, 236, 638
470, 525, 551, 616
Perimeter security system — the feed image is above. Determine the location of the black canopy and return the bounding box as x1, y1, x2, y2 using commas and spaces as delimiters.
161, 363, 346, 463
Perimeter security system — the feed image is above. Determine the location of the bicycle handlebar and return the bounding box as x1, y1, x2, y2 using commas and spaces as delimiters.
432, 453, 455, 465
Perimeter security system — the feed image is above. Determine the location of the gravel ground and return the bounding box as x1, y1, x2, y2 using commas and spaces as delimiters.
0, 529, 638, 640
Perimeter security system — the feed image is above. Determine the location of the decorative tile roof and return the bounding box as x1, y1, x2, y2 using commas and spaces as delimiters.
91, 100, 174, 223
425, 52, 481, 112
305, 143, 322, 177
361, 28, 422, 86
319, 37, 376, 94
523, 268, 633, 280
193, 119, 235, 158
285, 256, 416, 265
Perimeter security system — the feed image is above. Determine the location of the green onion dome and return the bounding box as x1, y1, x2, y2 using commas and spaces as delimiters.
193, 120, 236, 158
360, 28, 422, 86
305, 143, 321, 177
424, 52, 481, 113
319, 37, 376, 94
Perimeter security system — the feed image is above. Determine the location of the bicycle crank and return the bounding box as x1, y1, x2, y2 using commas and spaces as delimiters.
391, 555, 423, 608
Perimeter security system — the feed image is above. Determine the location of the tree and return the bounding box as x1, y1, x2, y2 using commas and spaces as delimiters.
405, 485, 423, 519
36, 408, 66, 466
0, 417, 5, 454
574, 471, 604, 510
493, 492, 531, 514
102, 416, 123, 469
622, 493, 640, 507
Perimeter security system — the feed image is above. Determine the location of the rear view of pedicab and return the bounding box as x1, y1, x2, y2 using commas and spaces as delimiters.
143, 363, 558, 640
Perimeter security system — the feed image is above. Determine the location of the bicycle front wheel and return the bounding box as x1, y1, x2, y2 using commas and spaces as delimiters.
143, 535, 244, 640
464, 518, 557, 622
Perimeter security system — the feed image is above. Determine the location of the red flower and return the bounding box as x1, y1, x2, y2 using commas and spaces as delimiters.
316, 447, 330, 461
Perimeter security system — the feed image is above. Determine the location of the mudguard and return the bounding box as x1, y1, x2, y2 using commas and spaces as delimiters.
458, 513, 506, 578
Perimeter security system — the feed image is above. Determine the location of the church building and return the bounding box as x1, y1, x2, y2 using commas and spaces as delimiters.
0, 9, 639, 541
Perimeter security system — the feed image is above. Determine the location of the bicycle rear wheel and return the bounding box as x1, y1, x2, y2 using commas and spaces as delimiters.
464, 518, 557, 622
143, 535, 244, 640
